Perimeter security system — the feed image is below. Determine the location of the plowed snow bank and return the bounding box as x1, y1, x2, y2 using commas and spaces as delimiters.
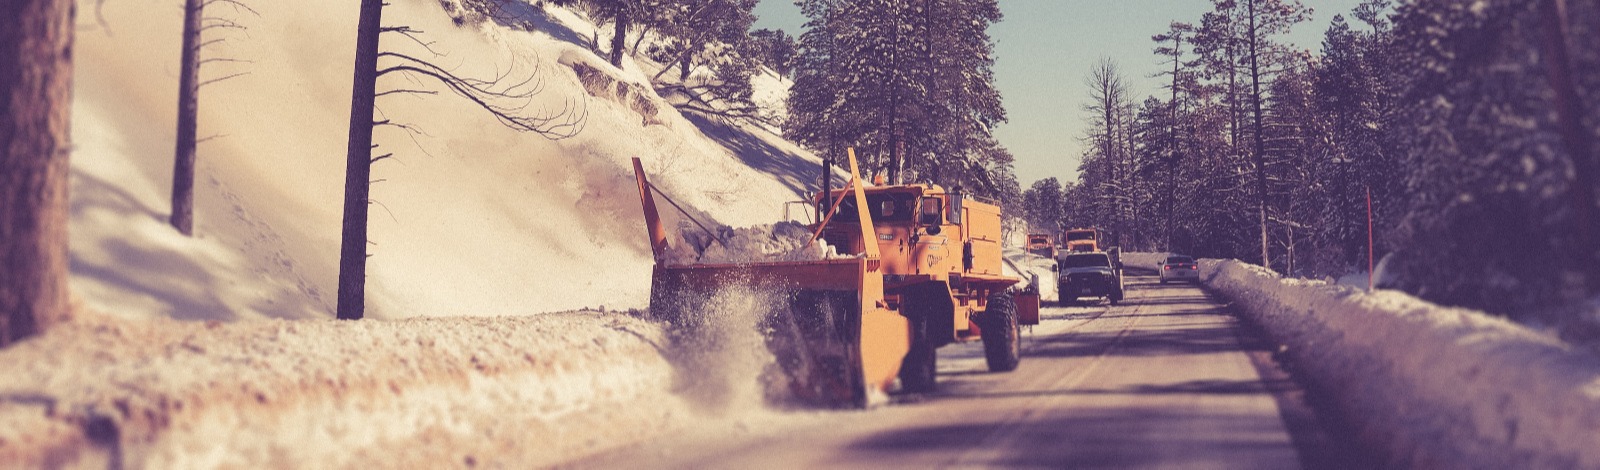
1201, 259, 1600, 469
662, 222, 847, 266
0, 312, 685, 468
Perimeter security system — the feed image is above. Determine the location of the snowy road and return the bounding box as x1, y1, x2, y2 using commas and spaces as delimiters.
567, 271, 1349, 469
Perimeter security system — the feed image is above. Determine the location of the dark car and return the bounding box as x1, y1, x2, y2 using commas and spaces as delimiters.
1057, 252, 1124, 305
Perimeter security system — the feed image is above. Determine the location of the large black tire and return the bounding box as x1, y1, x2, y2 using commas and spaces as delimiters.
1109, 288, 1124, 305
899, 342, 937, 393
898, 295, 938, 393
982, 293, 1021, 372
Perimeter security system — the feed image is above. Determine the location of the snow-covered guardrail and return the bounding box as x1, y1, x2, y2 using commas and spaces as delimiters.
1200, 259, 1600, 469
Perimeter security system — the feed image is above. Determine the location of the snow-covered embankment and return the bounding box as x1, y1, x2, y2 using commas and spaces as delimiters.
1201, 259, 1600, 468
0, 312, 685, 468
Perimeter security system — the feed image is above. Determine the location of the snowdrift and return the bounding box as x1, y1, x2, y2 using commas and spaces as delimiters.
661, 222, 849, 266
1200, 259, 1600, 469
1001, 247, 1056, 301
0, 311, 689, 468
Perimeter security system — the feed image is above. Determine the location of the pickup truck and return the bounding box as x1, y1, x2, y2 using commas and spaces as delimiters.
1057, 251, 1124, 305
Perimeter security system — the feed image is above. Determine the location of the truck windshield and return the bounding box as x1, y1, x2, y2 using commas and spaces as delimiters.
1066, 231, 1095, 241
1063, 254, 1109, 268
824, 192, 916, 226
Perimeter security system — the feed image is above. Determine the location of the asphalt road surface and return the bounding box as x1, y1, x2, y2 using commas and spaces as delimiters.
570, 270, 1346, 469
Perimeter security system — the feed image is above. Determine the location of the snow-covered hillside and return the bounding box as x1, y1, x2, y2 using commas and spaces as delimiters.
71, 0, 820, 321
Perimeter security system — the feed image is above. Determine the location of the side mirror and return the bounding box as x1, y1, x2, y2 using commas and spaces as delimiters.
918, 196, 942, 226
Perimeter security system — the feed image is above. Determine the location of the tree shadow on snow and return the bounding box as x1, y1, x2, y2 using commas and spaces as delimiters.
681, 111, 822, 198
485, 0, 588, 49
69, 171, 323, 322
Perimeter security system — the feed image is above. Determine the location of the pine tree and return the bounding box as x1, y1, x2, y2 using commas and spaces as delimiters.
1153, 22, 1194, 251
1022, 178, 1065, 234
1383, 0, 1596, 319
786, 0, 1011, 200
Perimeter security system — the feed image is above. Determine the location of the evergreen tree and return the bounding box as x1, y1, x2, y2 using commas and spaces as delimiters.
1383, 0, 1599, 322
1022, 178, 1065, 234
786, 0, 1011, 201
748, 28, 797, 76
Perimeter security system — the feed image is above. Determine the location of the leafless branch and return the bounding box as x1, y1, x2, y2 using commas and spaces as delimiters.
369, 199, 400, 223
198, 71, 250, 88
84, 0, 114, 35
382, 26, 444, 57
202, 0, 260, 16
197, 38, 229, 50
374, 88, 438, 98
198, 57, 252, 67
200, 17, 247, 33
372, 109, 439, 160
373, 119, 431, 139
374, 51, 586, 138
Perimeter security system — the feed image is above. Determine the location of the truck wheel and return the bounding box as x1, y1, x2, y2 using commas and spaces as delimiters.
982, 293, 1021, 372
898, 301, 937, 393
899, 343, 937, 393
1109, 288, 1124, 305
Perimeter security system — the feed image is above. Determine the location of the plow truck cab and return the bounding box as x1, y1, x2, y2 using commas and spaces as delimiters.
1026, 233, 1058, 259
1063, 228, 1100, 253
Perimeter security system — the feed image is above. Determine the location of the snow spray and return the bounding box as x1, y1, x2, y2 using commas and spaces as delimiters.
658, 277, 788, 415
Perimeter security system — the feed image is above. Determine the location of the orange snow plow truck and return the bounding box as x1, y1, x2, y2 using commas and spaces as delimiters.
633, 149, 1039, 408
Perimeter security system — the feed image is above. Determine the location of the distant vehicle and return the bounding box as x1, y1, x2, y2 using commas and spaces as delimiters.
1026, 233, 1057, 259
1057, 251, 1123, 305
1160, 255, 1199, 284
1063, 228, 1100, 252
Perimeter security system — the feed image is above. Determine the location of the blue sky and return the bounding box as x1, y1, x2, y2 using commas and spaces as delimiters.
752, 0, 1370, 187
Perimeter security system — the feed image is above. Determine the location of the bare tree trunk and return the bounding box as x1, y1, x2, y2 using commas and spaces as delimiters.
338, 0, 383, 320
1166, 30, 1182, 252
1124, 103, 1137, 248
1285, 223, 1294, 276
821, 141, 837, 216
1538, 0, 1598, 293
1248, 0, 1270, 270
678, 52, 691, 82
609, 7, 628, 67
171, 0, 203, 236
1094, 60, 1120, 246
887, 8, 904, 185
631, 24, 651, 55
0, 0, 74, 346
1227, 21, 1240, 155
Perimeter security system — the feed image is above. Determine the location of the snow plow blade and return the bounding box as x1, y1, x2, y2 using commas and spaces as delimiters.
647, 260, 908, 407
632, 153, 906, 408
